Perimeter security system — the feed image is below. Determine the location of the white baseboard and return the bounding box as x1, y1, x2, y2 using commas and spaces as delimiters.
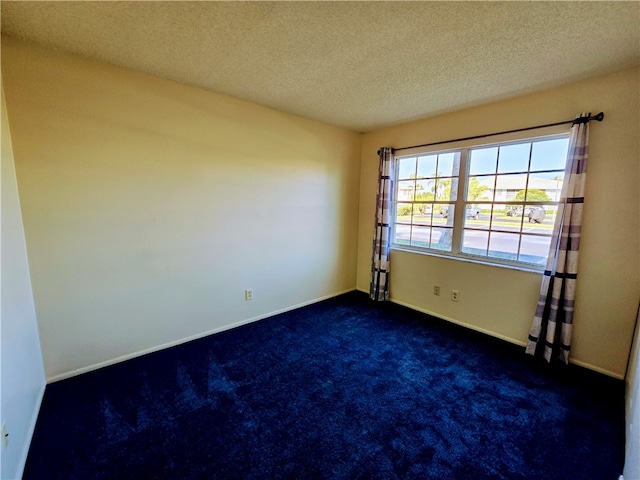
389, 296, 528, 348
14, 382, 46, 480
47, 288, 356, 384
356, 288, 625, 380
569, 358, 624, 380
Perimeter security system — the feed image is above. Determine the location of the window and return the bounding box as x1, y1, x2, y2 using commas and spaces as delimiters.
392, 135, 570, 269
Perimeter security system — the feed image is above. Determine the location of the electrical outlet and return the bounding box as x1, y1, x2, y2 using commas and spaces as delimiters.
244, 289, 253, 301
1, 422, 8, 449
433, 285, 440, 296
451, 289, 460, 302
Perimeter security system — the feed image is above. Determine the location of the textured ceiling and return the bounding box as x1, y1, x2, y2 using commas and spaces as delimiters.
1, 1, 639, 132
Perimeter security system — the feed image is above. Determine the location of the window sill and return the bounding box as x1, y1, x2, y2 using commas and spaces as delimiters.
390, 245, 545, 275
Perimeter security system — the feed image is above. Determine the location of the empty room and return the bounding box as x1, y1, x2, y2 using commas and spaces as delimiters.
1, 2, 639, 479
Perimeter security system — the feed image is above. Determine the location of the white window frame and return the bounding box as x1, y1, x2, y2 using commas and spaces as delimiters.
390, 131, 571, 271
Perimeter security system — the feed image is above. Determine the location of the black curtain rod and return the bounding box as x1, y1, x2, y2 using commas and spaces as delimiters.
379, 112, 604, 155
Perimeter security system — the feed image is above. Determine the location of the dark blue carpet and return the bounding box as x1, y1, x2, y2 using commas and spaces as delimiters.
24, 292, 624, 479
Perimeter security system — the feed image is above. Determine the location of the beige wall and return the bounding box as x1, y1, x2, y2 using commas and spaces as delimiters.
358, 67, 640, 378
1, 37, 361, 381
1, 82, 46, 479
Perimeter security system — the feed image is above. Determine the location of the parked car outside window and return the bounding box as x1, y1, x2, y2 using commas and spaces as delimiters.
441, 206, 481, 220
528, 207, 546, 223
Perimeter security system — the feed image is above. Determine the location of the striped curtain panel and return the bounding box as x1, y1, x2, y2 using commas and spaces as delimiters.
370, 147, 394, 302
526, 113, 590, 364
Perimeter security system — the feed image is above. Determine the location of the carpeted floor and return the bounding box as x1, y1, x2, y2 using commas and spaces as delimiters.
24, 291, 624, 479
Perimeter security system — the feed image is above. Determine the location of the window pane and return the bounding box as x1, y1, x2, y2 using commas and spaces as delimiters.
398, 157, 417, 180
494, 204, 529, 232
431, 227, 453, 251
395, 203, 413, 224
467, 176, 493, 201
435, 178, 456, 201
417, 155, 437, 178
505, 204, 525, 221
494, 174, 531, 202
519, 234, 552, 266
463, 205, 484, 228
397, 180, 415, 201
498, 205, 524, 231
523, 204, 556, 234
412, 204, 432, 225
497, 142, 531, 173
449, 178, 459, 201
438, 204, 455, 222
414, 179, 432, 201
524, 205, 547, 225
410, 226, 431, 248
469, 147, 498, 175
437, 152, 459, 177
530, 138, 569, 171
394, 223, 411, 246
488, 232, 520, 261
527, 175, 562, 202
462, 229, 488, 256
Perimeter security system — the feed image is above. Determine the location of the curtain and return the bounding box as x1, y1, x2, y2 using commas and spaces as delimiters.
370, 147, 394, 301
526, 113, 590, 364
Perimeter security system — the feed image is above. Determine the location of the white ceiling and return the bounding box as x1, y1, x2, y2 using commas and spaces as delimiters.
1, 1, 638, 132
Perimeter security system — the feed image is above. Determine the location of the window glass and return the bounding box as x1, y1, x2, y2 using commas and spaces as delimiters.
437, 153, 458, 177
497, 143, 530, 173
410, 225, 431, 248
469, 147, 498, 175
416, 155, 437, 178
397, 157, 417, 180
530, 138, 569, 171
431, 227, 453, 251
488, 232, 520, 261
412, 204, 432, 225
392, 133, 569, 270
467, 176, 493, 202
397, 180, 416, 201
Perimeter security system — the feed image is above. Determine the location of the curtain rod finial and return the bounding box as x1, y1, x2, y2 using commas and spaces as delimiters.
594, 112, 604, 122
